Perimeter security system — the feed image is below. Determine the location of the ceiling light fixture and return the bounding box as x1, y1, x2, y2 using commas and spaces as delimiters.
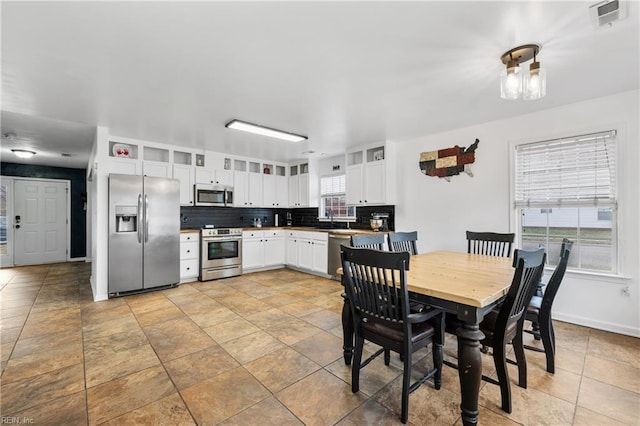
11, 149, 36, 159
500, 44, 546, 100
225, 119, 307, 142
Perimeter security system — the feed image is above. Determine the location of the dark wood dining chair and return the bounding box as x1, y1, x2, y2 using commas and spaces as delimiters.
466, 231, 515, 257
350, 233, 386, 250
388, 231, 418, 255
445, 248, 546, 414
341, 246, 444, 424
523, 239, 573, 374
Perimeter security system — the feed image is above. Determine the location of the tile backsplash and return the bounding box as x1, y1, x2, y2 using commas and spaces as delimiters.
180, 205, 395, 230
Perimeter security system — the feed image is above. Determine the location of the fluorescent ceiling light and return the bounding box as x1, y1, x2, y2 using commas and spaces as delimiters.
225, 119, 307, 142
11, 149, 36, 159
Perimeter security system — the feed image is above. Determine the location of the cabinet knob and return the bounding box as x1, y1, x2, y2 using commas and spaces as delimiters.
186, 267, 190, 271
187, 250, 190, 253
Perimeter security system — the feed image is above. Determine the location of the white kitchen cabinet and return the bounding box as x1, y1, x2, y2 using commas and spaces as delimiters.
109, 159, 139, 175
291, 231, 327, 274
286, 231, 298, 266
248, 171, 262, 206
142, 161, 170, 178
195, 168, 233, 186
242, 231, 265, 270
243, 230, 285, 270
276, 175, 288, 207
264, 230, 285, 266
345, 143, 396, 206
312, 233, 328, 274
180, 232, 199, 283
233, 171, 248, 206
289, 162, 311, 207
263, 174, 276, 206
346, 164, 364, 205
173, 164, 194, 206
297, 234, 314, 270
234, 162, 262, 207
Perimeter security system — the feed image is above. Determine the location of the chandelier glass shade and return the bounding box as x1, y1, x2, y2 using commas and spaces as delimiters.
500, 44, 546, 100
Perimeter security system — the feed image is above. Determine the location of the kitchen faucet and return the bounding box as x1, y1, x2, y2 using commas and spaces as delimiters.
328, 209, 334, 228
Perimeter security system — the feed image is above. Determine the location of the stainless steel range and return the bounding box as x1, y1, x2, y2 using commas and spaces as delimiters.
199, 227, 243, 281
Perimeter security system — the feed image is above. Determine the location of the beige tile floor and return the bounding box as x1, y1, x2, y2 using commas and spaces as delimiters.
1, 262, 639, 425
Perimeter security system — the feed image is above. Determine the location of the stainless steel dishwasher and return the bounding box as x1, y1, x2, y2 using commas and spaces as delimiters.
328, 233, 351, 280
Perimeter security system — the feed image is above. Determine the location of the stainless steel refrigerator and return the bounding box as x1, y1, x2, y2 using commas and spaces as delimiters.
108, 174, 180, 295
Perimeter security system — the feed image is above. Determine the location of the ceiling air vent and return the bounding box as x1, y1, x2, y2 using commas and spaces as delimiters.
590, 0, 628, 28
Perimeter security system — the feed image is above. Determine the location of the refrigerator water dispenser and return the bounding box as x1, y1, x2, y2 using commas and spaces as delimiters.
115, 205, 138, 232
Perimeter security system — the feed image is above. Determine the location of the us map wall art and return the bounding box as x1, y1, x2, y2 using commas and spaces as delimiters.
419, 138, 479, 182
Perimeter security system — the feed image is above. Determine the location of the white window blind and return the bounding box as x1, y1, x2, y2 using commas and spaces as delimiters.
515, 130, 617, 208
320, 174, 346, 196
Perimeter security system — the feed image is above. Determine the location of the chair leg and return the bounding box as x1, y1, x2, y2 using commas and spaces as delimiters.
493, 343, 512, 414
352, 336, 364, 393
384, 349, 391, 366
433, 342, 443, 390
433, 314, 444, 390
531, 320, 541, 340
540, 315, 556, 374
400, 350, 412, 424
513, 331, 527, 388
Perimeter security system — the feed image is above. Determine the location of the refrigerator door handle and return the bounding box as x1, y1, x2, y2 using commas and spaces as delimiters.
144, 194, 150, 243
137, 194, 143, 243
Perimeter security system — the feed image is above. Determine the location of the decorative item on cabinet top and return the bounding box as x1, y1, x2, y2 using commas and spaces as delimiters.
419, 138, 479, 182
112, 143, 132, 158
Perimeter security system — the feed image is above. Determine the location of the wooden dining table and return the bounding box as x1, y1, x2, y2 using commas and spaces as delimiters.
339, 250, 515, 426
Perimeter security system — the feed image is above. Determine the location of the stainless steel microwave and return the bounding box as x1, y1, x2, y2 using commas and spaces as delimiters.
194, 184, 233, 207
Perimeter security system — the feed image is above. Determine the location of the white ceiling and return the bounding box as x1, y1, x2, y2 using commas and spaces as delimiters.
1, 1, 638, 169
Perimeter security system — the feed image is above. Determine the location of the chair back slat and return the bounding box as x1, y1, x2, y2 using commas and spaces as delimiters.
497, 248, 546, 339
388, 231, 418, 255
540, 239, 573, 311
342, 246, 410, 325
466, 231, 515, 257
351, 234, 386, 250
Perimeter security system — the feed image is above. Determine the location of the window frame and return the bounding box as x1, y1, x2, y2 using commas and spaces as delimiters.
318, 173, 356, 222
510, 129, 621, 276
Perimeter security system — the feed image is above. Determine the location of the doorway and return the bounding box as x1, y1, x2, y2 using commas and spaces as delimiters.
12, 178, 70, 266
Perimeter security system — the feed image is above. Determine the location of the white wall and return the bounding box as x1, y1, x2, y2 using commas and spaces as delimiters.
88, 126, 110, 301
394, 90, 639, 337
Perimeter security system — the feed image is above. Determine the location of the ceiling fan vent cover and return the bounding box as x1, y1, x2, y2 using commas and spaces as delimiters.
590, 0, 627, 28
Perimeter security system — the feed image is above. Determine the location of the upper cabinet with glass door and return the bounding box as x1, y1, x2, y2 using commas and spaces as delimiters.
345, 142, 396, 206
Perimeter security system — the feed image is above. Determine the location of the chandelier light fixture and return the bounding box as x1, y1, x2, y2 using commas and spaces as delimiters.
225, 119, 307, 142
500, 44, 546, 100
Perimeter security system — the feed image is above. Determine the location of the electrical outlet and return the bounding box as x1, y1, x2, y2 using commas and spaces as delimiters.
621, 286, 630, 297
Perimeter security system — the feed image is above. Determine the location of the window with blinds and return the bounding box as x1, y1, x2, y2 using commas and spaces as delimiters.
514, 130, 617, 273
319, 174, 354, 219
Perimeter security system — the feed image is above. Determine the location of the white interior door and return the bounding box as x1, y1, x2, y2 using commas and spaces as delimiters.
14, 179, 69, 266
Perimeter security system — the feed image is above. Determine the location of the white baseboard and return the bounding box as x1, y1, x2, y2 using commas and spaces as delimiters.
554, 312, 640, 338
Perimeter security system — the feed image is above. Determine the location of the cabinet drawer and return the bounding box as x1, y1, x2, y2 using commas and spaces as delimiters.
180, 241, 199, 260
243, 230, 265, 239
180, 232, 199, 243
180, 259, 199, 278
264, 230, 284, 238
